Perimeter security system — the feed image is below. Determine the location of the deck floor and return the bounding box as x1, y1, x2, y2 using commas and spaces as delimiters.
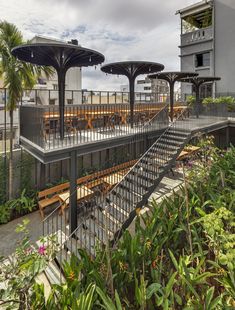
43, 115, 228, 151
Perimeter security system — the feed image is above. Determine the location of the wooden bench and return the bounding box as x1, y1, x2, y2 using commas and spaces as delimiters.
38, 183, 69, 219
38, 159, 137, 218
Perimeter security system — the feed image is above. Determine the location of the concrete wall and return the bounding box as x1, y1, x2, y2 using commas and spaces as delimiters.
179, 0, 235, 94
214, 0, 235, 93
180, 30, 214, 95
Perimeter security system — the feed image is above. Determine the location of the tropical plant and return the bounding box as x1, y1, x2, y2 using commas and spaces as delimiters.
1, 139, 235, 308
0, 219, 57, 309
0, 20, 53, 200
202, 96, 235, 112
186, 95, 196, 106
0, 188, 36, 224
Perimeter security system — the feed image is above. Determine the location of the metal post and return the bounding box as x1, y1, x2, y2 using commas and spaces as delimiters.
169, 81, 174, 122
58, 68, 66, 139
70, 150, 77, 234
129, 78, 135, 128
195, 84, 200, 118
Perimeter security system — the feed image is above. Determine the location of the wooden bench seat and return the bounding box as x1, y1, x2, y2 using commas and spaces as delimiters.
38, 183, 69, 219
38, 159, 137, 219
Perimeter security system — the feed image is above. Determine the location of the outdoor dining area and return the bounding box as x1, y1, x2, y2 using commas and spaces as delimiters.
20, 101, 189, 151
38, 143, 202, 221
11, 40, 221, 234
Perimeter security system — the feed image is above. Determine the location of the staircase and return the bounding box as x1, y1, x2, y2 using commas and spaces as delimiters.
41, 105, 192, 285
61, 107, 192, 257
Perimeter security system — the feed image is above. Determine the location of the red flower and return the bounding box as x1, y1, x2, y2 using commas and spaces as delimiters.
152, 260, 157, 269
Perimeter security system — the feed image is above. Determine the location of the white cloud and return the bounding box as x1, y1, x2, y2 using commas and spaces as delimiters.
0, 0, 198, 90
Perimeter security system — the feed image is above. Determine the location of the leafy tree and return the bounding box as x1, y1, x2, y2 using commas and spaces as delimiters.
0, 21, 53, 199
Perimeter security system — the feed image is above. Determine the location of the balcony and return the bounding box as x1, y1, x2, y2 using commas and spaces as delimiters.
19, 91, 170, 161
181, 26, 213, 46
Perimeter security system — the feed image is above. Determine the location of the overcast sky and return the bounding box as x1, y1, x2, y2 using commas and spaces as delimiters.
1, 0, 198, 90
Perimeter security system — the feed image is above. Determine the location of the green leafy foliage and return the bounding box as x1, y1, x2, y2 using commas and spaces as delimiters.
186, 95, 196, 106
1, 138, 235, 309
0, 188, 36, 224
202, 96, 235, 112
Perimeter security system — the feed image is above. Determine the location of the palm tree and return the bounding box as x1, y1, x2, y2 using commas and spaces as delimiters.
0, 21, 53, 199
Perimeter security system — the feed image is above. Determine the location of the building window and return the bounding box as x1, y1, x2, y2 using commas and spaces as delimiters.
144, 87, 151, 91
195, 52, 210, 67
67, 99, 73, 105
49, 99, 56, 105
53, 84, 58, 90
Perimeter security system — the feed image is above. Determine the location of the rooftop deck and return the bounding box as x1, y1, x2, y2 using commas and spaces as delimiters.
19, 101, 234, 163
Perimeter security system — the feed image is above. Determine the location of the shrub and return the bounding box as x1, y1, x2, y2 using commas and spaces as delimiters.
0, 189, 37, 225
0, 203, 11, 224
202, 96, 214, 104
202, 96, 235, 111
186, 95, 196, 105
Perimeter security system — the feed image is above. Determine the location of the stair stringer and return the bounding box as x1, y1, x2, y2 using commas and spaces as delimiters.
115, 132, 192, 240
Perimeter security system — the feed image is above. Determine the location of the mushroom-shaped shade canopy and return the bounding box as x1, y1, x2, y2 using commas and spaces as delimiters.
101, 61, 164, 80
179, 76, 221, 86
148, 71, 198, 83
11, 43, 105, 71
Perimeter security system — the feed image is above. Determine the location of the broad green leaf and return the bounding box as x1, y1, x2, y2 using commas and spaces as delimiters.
146, 283, 162, 299
205, 287, 214, 308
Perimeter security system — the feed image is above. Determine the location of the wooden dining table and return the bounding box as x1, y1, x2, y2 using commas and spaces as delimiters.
42, 105, 166, 131
58, 185, 94, 215
102, 172, 125, 191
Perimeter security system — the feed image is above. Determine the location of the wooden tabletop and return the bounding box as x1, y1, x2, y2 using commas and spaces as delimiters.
58, 185, 94, 205
102, 172, 124, 186
43, 106, 163, 119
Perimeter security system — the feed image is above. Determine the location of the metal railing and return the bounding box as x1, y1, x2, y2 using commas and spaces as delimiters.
42, 102, 231, 273
14, 89, 168, 106
20, 101, 169, 150
42, 104, 169, 255
58, 105, 190, 259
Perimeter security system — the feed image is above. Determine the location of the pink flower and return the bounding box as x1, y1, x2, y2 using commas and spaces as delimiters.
38, 245, 46, 255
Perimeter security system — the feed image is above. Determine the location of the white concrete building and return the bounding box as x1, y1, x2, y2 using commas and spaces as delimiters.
27, 35, 82, 105
121, 77, 169, 102
177, 0, 235, 97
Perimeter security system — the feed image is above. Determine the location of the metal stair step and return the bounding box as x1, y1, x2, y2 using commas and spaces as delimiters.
92, 208, 118, 233
132, 165, 158, 179
84, 217, 113, 242
151, 148, 178, 157
119, 180, 148, 196
112, 186, 141, 204
144, 154, 170, 166
123, 175, 152, 193
141, 156, 167, 169
158, 138, 182, 146
131, 169, 160, 185
163, 134, 186, 141
154, 143, 179, 150
105, 198, 130, 222
73, 226, 96, 256
136, 161, 163, 175
167, 129, 190, 136
147, 149, 173, 160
